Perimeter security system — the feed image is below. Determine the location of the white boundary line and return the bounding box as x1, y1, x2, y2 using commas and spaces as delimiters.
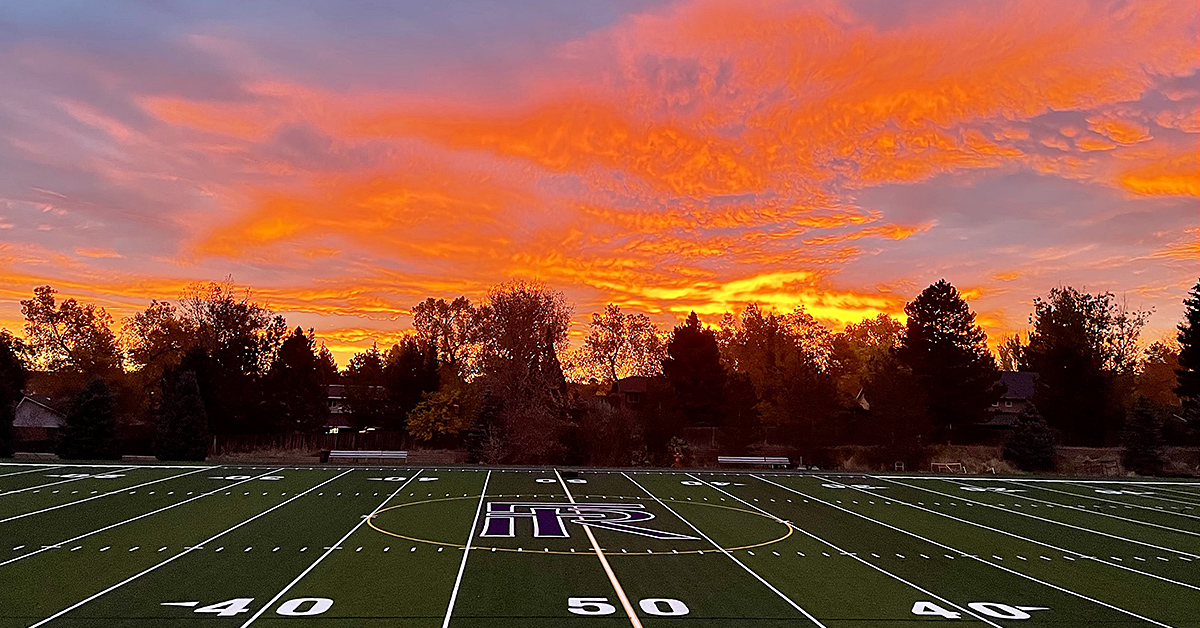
0, 466, 217, 524
0, 466, 141, 497
0, 462, 214, 469
756, 475, 1177, 628
441, 469, 493, 628
0, 468, 283, 568
26, 469, 354, 628
937, 479, 1200, 537
239, 470, 426, 627
879, 477, 1200, 559
557, 469, 643, 628
625, 473, 830, 626
0, 465, 64, 478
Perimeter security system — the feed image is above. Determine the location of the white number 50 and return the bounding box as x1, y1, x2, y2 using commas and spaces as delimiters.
568, 597, 617, 615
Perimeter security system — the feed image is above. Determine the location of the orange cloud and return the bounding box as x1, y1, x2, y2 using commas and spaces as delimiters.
1117, 151, 1200, 196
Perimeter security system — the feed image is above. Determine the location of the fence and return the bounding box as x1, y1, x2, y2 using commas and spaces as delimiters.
211, 431, 411, 456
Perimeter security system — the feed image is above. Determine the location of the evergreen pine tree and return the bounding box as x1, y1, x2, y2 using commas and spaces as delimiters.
1176, 280, 1200, 435
155, 371, 210, 461
662, 312, 727, 426
896, 280, 1002, 443
1003, 403, 1056, 472
1122, 396, 1166, 476
58, 378, 118, 460
0, 332, 29, 458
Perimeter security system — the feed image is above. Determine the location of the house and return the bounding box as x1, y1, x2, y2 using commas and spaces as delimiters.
12, 394, 66, 447
981, 371, 1038, 429
610, 376, 650, 408
326, 383, 348, 415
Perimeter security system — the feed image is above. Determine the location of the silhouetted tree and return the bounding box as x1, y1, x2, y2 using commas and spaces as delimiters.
1024, 287, 1148, 445
344, 343, 388, 427
721, 371, 761, 453
383, 338, 440, 430
0, 331, 29, 457
830, 313, 903, 403
664, 312, 726, 427
154, 371, 209, 461
58, 378, 118, 459
575, 304, 665, 384
1122, 397, 1166, 476
1177, 280, 1200, 434
1003, 404, 1056, 472
262, 328, 329, 432
21, 286, 122, 378
896, 280, 1002, 444
412, 296, 480, 377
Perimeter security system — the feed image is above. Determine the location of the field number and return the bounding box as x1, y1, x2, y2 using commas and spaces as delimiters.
46, 473, 124, 479
169, 597, 333, 617
912, 601, 1047, 620
1095, 489, 1152, 495
210, 475, 284, 481
821, 483, 885, 490
568, 597, 689, 616
959, 486, 1023, 493
538, 478, 587, 484
680, 481, 742, 486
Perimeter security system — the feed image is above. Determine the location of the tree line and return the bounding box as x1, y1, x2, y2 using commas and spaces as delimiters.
1, 277, 1197, 472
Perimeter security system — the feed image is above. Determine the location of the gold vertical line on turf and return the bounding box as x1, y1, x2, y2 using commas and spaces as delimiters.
555, 469, 644, 628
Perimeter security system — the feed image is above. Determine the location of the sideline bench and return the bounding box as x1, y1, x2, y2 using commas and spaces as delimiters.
321, 450, 408, 464
717, 455, 790, 469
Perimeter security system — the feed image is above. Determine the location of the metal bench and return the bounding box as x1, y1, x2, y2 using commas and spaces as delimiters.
322, 450, 408, 463
717, 455, 790, 468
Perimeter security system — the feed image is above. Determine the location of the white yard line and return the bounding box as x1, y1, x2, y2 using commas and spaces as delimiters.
239, 470, 425, 627
853, 476, 1200, 589
0, 466, 217, 524
441, 470, 493, 628
27, 469, 354, 628
1126, 484, 1200, 502
0, 467, 283, 568
758, 475, 1177, 628
0, 465, 64, 478
0, 466, 140, 497
880, 477, 1200, 559
936, 479, 1200, 537
624, 473, 830, 627
557, 470, 644, 628
1053, 481, 1200, 510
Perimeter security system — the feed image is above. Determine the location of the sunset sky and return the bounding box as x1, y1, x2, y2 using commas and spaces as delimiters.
0, 0, 1196, 365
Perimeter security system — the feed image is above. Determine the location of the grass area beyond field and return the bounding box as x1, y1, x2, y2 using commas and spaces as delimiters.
1, 462, 1198, 627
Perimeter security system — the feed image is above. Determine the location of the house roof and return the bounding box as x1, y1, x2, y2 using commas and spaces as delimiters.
13, 395, 66, 428
999, 371, 1037, 400
616, 376, 650, 394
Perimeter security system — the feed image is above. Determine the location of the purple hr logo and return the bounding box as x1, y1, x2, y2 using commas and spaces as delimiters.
481, 502, 699, 540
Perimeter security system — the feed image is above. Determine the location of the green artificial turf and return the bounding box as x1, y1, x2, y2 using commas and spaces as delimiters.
1, 462, 1197, 627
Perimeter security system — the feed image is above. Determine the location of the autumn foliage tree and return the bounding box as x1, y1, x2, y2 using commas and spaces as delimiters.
21, 286, 122, 377
576, 304, 665, 385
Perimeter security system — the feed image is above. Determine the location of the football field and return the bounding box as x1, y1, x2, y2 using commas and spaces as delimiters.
1, 462, 1198, 627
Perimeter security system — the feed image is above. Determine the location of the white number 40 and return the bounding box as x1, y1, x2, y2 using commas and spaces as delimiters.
913, 601, 1047, 620
188, 597, 332, 617
568, 597, 689, 616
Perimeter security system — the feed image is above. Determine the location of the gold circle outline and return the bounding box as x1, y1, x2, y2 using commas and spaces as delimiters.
367, 495, 792, 556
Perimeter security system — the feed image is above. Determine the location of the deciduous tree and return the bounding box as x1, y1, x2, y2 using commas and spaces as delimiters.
575, 304, 665, 384
21, 286, 122, 376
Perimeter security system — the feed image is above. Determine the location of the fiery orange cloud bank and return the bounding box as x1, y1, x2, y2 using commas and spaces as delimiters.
0, 0, 1196, 365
